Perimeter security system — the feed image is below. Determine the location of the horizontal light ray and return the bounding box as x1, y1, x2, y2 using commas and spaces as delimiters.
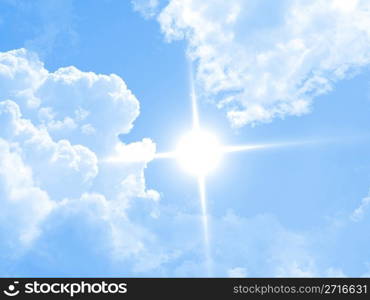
198, 175, 212, 277
103, 151, 176, 163
108, 141, 318, 163
102, 157, 141, 163
222, 140, 316, 154
222, 144, 271, 153
154, 151, 177, 159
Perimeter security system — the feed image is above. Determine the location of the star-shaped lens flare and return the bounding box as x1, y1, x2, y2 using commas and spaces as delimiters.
106, 67, 315, 276
152, 75, 290, 276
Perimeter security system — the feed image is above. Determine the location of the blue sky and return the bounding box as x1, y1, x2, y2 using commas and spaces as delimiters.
1, 0, 370, 277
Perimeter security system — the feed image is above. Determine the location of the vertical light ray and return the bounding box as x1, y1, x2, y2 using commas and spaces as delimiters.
190, 61, 212, 276
189, 61, 212, 277
189, 64, 200, 129
198, 175, 212, 276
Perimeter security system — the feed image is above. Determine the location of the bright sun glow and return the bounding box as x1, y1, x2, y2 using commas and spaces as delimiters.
176, 129, 222, 175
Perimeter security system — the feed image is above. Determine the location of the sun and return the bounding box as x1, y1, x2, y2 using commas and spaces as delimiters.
176, 129, 223, 175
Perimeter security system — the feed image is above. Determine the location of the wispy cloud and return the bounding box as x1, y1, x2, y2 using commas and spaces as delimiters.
131, 0, 161, 19
227, 267, 247, 278
3, 0, 78, 58
351, 194, 370, 222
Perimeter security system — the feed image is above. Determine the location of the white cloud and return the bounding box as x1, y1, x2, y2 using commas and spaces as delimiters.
2, 0, 77, 57
361, 263, 370, 277
107, 138, 156, 164
0, 48, 160, 271
215, 211, 318, 277
326, 267, 346, 277
53, 192, 164, 271
0, 49, 47, 108
162, 210, 322, 277
153, 0, 370, 127
217, 213, 346, 278
227, 267, 247, 278
0, 99, 98, 200
275, 261, 317, 277
132, 0, 161, 18
35, 65, 140, 154
0, 48, 140, 154
351, 194, 370, 222
0, 138, 54, 248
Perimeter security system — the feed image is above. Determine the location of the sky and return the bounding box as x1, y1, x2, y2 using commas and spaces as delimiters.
0, 0, 370, 277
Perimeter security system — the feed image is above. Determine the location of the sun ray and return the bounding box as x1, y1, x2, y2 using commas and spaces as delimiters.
189, 62, 213, 275
154, 152, 177, 159
104, 62, 321, 280
222, 144, 271, 153
198, 175, 212, 276
190, 65, 200, 130
222, 140, 316, 154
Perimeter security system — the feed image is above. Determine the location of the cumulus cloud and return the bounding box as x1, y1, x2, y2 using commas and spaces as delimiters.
0, 48, 140, 154
49, 192, 165, 273
0, 99, 98, 200
36, 66, 140, 154
0, 49, 47, 108
0, 48, 160, 272
0, 138, 54, 248
140, 0, 370, 126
